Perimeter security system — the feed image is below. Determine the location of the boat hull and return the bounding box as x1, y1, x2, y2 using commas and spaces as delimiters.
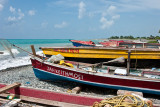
71, 41, 95, 47
40, 47, 160, 60
31, 57, 160, 95
70, 40, 95, 47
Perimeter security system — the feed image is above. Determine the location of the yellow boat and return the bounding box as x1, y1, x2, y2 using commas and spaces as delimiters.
40, 46, 160, 60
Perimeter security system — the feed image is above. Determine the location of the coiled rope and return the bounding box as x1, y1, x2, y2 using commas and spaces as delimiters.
92, 95, 151, 107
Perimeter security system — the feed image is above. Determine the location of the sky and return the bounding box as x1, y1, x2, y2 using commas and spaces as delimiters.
0, 0, 160, 39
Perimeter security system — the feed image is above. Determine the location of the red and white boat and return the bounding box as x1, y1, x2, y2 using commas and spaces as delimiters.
30, 55, 160, 95
99, 40, 124, 47
69, 40, 96, 47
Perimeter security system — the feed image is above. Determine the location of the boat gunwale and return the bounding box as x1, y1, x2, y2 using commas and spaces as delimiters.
71, 41, 95, 46
31, 56, 160, 82
40, 46, 160, 51
34, 67, 160, 93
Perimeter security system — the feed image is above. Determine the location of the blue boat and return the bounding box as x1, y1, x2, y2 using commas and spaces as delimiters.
69, 40, 95, 47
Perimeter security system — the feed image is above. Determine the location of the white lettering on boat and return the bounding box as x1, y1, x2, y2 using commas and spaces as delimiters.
47, 66, 83, 80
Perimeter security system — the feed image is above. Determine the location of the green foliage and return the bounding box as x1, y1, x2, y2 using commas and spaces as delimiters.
108, 35, 160, 40
147, 41, 158, 43
109, 36, 119, 39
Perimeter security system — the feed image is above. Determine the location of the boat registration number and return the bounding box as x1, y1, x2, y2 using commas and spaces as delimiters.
47, 66, 83, 80
54, 49, 79, 53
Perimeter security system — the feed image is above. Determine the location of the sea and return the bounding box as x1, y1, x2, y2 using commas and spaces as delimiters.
0, 39, 72, 71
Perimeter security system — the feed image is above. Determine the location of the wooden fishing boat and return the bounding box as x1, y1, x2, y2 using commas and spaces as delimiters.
1, 83, 157, 107
99, 40, 124, 47
119, 42, 160, 49
0, 83, 102, 106
30, 55, 160, 95
70, 40, 96, 47
99, 40, 160, 49
40, 46, 160, 60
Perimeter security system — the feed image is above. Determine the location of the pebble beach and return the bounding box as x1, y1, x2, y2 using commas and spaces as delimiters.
0, 65, 160, 105
0, 39, 160, 106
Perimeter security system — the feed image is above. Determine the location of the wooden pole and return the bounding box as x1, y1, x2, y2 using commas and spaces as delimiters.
127, 50, 131, 75
30, 45, 36, 56
0, 83, 21, 94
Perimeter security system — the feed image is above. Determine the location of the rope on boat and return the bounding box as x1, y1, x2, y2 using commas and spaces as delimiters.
92, 95, 151, 107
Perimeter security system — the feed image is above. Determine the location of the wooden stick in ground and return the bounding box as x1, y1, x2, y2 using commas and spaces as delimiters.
0, 83, 21, 94
30, 45, 36, 56
127, 50, 131, 76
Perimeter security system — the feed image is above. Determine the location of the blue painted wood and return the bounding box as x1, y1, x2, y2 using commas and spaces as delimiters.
33, 68, 160, 95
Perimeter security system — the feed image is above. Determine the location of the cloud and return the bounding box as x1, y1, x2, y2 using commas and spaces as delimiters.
143, 0, 160, 9
100, 17, 114, 29
100, 5, 120, 29
17, 9, 24, 20
78, 1, 86, 19
102, 5, 116, 16
9, 6, 15, 13
28, 10, 35, 16
0, 4, 3, 11
105, 0, 160, 12
7, 6, 24, 24
8, 16, 16, 21
112, 14, 120, 20
41, 22, 48, 28
0, 0, 7, 11
54, 21, 67, 28
47, 0, 77, 8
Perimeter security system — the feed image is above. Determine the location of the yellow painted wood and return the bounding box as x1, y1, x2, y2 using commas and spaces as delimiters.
41, 47, 160, 59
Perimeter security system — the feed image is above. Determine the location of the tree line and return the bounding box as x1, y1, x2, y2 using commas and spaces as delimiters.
108, 35, 160, 40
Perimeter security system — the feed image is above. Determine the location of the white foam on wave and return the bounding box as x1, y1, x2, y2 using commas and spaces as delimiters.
0, 56, 31, 70
0, 48, 19, 56
0, 50, 44, 71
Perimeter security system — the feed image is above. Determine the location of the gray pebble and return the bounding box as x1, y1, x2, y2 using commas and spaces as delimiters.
0, 65, 160, 105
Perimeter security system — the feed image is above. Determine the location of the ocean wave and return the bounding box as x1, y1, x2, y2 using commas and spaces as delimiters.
0, 48, 19, 55
0, 50, 44, 71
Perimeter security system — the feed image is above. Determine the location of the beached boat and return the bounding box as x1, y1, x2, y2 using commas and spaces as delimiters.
99, 40, 160, 49
0, 83, 155, 107
69, 40, 96, 47
0, 83, 102, 106
99, 40, 124, 47
119, 42, 160, 49
30, 55, 160, 95
40, 46, 160, 60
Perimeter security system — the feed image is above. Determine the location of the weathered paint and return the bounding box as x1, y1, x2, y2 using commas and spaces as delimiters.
0, 83, 102, 106
40, 47, 160, 59
31, 57, 160, 95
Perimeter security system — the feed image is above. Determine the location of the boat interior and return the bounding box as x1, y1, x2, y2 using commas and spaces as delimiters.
33, 55, 160, 81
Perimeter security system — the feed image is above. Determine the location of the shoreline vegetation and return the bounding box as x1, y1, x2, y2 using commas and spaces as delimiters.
107, 35, 160, 43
